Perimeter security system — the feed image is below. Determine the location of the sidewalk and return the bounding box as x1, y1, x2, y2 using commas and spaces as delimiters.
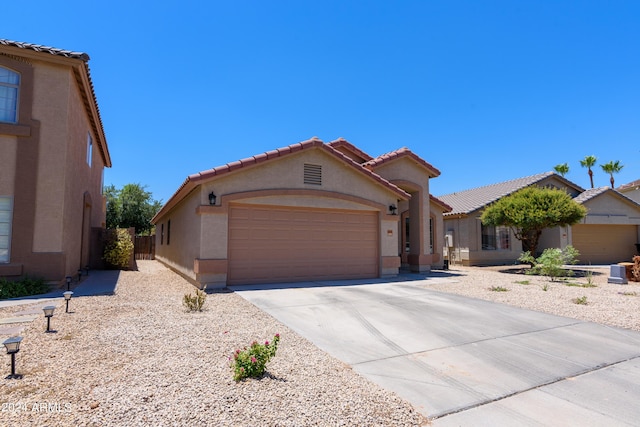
0, 270, 120, 336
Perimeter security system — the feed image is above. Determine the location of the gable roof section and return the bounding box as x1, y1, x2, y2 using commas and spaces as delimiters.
574, 186, 640, 209
154, 138, 412, 221
617, 179, 640, 192
439, 172, 585, 217
0, 39, 111, 167
327, 138, 374, 163
364, 147, 441, 178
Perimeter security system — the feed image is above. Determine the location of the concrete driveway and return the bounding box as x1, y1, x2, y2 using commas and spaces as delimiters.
231, 275, 640, 426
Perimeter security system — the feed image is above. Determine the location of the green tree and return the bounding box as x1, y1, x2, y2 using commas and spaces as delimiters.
579, 155, 597, 188
600, 160, 624, 189
105, 183, 162, 235
481, 186, 587, 257
553, 163, 569, 177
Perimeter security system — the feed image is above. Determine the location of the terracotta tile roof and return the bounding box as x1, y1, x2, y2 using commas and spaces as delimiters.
617, 179, 640, 191
154, 138, 412, 221
438, 171, 585, 216
364, 147, 441, 177
327, 138, 374, 162
0, 39, 90, 60
0, 39, 110, 167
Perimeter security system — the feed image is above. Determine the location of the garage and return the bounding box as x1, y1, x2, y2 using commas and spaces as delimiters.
572, 224, 638, 265
227, 204, 379, 285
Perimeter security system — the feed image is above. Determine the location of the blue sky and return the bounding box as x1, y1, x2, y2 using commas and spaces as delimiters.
4, 1, 639, 203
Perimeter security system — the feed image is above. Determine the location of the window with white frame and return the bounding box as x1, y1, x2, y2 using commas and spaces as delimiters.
0, 67, 20, 123
481, 224, 511, 250
86, 133, 93, 166
0, 197, 12, 263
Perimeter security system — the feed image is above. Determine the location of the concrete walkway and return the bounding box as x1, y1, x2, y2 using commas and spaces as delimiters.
232, 276, 640, 426
0, 270, 120, 335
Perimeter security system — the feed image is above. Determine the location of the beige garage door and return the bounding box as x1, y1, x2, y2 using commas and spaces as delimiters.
572, 224, 638, 264
228, 204, 379, 285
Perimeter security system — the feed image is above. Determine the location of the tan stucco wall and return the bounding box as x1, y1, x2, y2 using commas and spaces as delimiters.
578, 194, 640, 225
444, 214, 523, 266
0, 136, 17, 194
202, 149, 402, 208
620, 188, 640, 204
155, 189, 203, 282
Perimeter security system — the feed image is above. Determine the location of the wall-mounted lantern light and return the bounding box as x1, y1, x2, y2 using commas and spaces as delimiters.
43, 306, 56, 333
63, 291, 74, 313
208, 192, 217, 205
389, 204, 398, 215
2, 336, 23, 379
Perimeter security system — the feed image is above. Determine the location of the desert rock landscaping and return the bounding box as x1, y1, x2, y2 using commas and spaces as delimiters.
1, 262, 639, 426
0, 261, 427, 426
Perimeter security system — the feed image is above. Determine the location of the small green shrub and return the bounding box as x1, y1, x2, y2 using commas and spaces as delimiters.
0, 276, 49, 300
183, 288, 207, 312
103, 229, 134, 268
231, 334, 280, 381
619, 291, 637, 297
489, 286, 508, 292
573, 296, 588, 305
520, 246, 580, 281
541, 284, 549, 291
515, 280, 530, 285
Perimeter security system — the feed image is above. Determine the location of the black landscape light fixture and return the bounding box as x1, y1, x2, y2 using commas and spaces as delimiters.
77, 268, 82, 281
43, 306, 56, 333
208, 192, 217, 205
63, 291, 73, 313
389, 204, 398, 215
3, 336, 23, 379
66, 276, 72, 291
84, 265, 90, 276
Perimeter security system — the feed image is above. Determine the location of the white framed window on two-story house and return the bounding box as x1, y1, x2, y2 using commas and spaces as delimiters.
0, 197, 13, 263
86, 133, 93, 166
481, 224, 511, 251
0, 67, 20, 123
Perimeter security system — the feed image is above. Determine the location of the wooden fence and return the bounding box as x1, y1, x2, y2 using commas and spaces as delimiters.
135, 235, 155, 260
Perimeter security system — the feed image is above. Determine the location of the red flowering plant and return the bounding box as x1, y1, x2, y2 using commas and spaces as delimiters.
230, 334, 280, 381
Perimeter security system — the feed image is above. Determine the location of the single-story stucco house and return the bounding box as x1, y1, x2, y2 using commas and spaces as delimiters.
152, 137, 451, 287
438, 172, 640, 266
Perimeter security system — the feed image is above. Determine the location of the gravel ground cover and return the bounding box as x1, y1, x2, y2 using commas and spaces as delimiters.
1, 261, 638, 426
422, 264, 640, 332
0, 261, 427, 426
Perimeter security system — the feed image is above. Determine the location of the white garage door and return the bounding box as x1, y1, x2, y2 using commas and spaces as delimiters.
228, 204, 379, 285
572, 224, 638, 264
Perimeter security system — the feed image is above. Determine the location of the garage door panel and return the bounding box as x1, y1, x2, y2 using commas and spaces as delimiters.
228, 205, 379, 285
572, 224, 637, 264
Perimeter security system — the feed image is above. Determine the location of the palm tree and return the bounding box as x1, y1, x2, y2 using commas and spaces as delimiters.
600, 160, 624, 188
553, 163, 569, 177
579, 155, 597, 188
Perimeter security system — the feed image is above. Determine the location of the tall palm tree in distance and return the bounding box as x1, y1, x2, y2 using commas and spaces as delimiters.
600, 160, 624, 189
580, 155, 597, 188
553, 163, 569, 177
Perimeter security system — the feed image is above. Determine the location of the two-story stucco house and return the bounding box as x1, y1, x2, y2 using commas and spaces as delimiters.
0, 39, 111, 283
152, 137, 451, 287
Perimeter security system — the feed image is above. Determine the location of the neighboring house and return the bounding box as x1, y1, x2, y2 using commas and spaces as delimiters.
438, 172, 640, 266
0, 40, 111, 283
152, 137, 450, 287
618, 179, 640, 204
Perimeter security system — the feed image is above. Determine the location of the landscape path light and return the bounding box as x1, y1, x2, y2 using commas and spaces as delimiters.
3, 336, 23, 379
66, 276, 72, 291
63, 291, 73, 313
43, 306, 56, 333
